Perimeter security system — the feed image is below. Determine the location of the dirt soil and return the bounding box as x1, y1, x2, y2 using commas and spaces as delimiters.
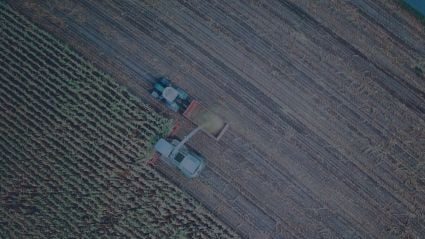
8, 0, 425, 238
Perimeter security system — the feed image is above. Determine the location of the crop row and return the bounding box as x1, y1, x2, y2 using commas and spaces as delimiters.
0, 2, 238, 239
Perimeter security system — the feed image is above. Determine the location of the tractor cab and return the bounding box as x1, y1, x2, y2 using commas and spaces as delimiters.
151, 77, 191, 112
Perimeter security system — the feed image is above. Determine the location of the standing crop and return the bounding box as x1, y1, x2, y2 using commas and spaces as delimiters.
0, 2, 239, 238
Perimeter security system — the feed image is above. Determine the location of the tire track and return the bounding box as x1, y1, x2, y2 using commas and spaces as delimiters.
8, 0, 425, 238
147, 3, 422, 235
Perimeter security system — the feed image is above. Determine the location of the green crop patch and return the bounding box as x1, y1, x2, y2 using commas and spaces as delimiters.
400, 0, 425, 23
0, 2, 238, 238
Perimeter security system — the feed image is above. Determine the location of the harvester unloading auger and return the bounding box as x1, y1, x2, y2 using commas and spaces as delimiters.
150, 77, 229, 178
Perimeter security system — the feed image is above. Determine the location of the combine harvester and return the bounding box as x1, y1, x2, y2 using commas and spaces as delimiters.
150, 77, 229, 178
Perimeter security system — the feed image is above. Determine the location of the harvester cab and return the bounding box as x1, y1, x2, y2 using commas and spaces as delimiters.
154, 133, 206, 178
150, 77, 191, 112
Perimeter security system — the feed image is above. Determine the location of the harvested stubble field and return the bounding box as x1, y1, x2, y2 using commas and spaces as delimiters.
0, 2, 239, 238
5, 0, 425, 238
